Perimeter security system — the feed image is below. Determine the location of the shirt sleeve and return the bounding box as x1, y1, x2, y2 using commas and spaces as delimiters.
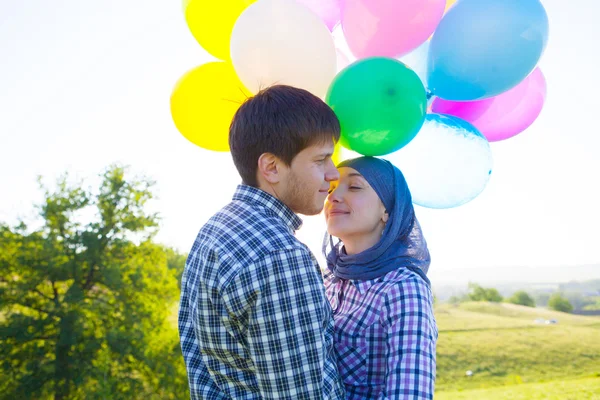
383, 276, 438, 399
178, 262, 223, 399
239, 247, 343, 399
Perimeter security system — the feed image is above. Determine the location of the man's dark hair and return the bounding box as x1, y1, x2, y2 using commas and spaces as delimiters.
229, 85, 341, 187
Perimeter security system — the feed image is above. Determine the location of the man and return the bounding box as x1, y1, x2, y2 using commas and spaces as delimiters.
178, 85, 345, 399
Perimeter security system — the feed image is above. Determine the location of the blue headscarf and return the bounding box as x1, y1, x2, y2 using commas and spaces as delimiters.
323, 157, 431, 285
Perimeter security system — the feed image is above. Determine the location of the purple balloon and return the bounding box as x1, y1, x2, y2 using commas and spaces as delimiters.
297, 0, 341, 31
431, 68, 547, 142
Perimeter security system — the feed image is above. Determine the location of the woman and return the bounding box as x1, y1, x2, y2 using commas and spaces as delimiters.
323, 156, 437, 399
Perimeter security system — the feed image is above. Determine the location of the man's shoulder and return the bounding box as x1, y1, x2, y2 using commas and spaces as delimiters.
192, 199, 304, 266
186, 200, 316, 302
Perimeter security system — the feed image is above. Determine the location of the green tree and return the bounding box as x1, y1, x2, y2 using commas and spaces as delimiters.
507, 291, 536, 307
548, 293, 574, 313
468, 283, 503, 303
164, 247, 187, 289
0, 165, 188, 400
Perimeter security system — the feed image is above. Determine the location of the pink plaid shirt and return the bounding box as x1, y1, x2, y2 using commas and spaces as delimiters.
324, 268, 438, 399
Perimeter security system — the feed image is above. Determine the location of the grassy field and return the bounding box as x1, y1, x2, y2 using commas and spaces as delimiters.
169, 301, 600, 398
436, 377, 600, 400
434, 302, 600, 398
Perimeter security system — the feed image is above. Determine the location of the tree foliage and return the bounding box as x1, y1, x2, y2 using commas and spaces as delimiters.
468, 283, 503, 303
0, 165, 188, 400
508, 291, 536, 307
548, 293, 574, 313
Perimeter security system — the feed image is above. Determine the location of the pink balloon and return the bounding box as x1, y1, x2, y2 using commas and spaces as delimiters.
297, 0, 341, 31
431, 68, 547, 142
341, 0, 445, 58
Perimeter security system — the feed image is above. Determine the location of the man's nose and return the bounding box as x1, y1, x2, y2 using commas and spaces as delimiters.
325, 159, 340, 181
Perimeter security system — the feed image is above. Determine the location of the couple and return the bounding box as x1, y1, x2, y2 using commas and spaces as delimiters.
178, 85, 437, 399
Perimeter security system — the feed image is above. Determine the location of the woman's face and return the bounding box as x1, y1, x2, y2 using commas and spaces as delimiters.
324, 167, 388, 245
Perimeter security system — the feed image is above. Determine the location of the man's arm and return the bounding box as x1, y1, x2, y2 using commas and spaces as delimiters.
234, 247, 343, 399
178, 263, 224, 400
383, 276, 437, 400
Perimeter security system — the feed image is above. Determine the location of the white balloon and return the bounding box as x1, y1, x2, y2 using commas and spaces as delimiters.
230, 0, 337, 98
382, 114, 493, 209
336, 49, 350, 73
398, 40, 429, 87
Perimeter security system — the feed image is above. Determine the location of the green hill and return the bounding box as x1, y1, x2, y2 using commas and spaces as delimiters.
435, 302, 600, 398
169, 301, 600, 398
436, 377, 600, 400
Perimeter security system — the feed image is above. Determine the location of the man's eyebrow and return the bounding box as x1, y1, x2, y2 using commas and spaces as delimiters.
315, 152, 334, 158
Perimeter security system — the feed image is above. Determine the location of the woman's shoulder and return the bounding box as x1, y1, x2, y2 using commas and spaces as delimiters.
383, 268, 429, 286
380, 268, 433, 301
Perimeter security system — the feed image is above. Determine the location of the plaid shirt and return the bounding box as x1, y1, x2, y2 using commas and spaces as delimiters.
324, 268, 437, 399
179, 185, 345, 400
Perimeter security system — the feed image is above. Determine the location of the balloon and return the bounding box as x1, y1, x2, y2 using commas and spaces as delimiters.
230, 0, 337, 98
297, 0, 341, 31
382, 114, 493, 209
170, 62, 251, 152
445, 0, 457, 12
332, 24, 356, 72
432, 68, 547, 142
427, 0, 549, 100
336, 49, 351, 73
326, 57, 427, 156
332, 141, 362, 166
398, 40, 430, 87
183, 0, 255, 60
341, 0, 446, 58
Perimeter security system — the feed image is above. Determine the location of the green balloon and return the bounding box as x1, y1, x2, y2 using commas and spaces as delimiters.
326, 57, 427, 156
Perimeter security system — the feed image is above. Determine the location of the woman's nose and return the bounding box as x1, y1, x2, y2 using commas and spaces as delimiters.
327, 187, 342, 203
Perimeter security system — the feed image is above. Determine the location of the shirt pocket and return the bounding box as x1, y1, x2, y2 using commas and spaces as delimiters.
336, 333, 368, 385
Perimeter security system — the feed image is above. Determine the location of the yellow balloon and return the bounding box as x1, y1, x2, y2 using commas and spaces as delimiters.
332, 142, 342, 166
184, 0, 255, 61
332, 141, 362, 166
445, 0, 457, 13
170, 62, 251, 152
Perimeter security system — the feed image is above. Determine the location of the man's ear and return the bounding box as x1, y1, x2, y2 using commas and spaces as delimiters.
257, 153, 281, 184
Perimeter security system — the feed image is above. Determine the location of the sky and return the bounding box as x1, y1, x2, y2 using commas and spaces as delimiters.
1, 0, 598, 284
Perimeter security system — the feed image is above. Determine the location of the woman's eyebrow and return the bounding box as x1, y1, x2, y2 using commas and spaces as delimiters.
346, 172, 366, 181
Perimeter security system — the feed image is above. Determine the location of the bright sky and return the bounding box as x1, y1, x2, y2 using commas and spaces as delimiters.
1, 0, 598, 281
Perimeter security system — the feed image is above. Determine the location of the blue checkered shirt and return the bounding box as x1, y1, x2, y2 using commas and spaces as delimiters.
325, 269, 437, 399
178, 184, 345, 399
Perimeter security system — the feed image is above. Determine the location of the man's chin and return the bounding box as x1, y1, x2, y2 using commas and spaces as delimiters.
301, 208, 323, 217
297, 203, 324, 216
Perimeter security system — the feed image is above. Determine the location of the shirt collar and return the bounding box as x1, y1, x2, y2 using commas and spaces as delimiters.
350, 275, 386, 295
232, 184, 303, 233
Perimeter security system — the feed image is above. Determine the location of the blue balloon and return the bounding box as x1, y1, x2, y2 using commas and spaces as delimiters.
381, 114, 493, 209
427, 0, 549, 101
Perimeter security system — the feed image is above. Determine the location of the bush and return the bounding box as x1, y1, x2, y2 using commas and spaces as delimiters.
548, 293, 574, 313
508, 291, 536, 307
